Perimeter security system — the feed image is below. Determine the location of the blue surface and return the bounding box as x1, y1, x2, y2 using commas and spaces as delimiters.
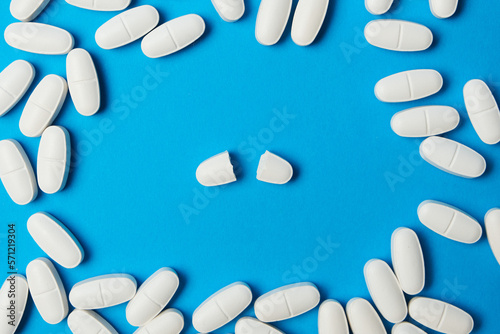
1, 0, 500, 333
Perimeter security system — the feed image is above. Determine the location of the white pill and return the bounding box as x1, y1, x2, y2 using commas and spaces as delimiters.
463, 79, 500, 144
409, 297, 473, 334
141, 15, 205, 59
26, 258, 68, 324
196, 151, 236, 187
391, 228, 425, 295
65, 0, 131, 11
375, 69, 443, 103
417, 200, 482, 244
69, 274, 137, 309
193, 282, 252, 332
364, 259, 407, 323
67, 48, 100, 117
255, 0, 292, 46
134, 309, 184, 334
235, 317, 284, 334
365, 20, 433, 52
392, 322, 427, 334
254, 282, 320, 322
346, 298, 386, 334
318, 300, 349, 334
95, 5, 159, 50
257, 151, 293, 184
126, 268, 179, 327
4, 23, 74, 55
0, 139, 37, 205
212, 0, 245, 22
391, 106, 459, 138
37, 126, 70, 194
419, 136, 486, 178
291, 0, 329, 46
486, 209, 500, 266
27, 212, 83, 268
429, 0, 458, 19
67, 309, 118, 334
0, 275, 29, 334
0, 60, 35, 117
365, 0, 393, 15
10, 0, 50, 22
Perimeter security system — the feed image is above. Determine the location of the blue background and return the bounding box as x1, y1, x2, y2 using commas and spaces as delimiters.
1, 0, 499, 333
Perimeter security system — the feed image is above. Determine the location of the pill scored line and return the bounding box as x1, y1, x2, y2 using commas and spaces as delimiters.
443, 211, 457, 235
396, 24, 403, 50
448, 145, 460, 168
214, 299, 231, 320
0, 85, 16, 98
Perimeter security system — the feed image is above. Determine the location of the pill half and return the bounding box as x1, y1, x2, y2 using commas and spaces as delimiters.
392, 322, 427, 334
67, 48, 100, 116
318, 300, 349, 334
133, 309, 184, 334
365, 20, 433, 52
235, 317, 285, 334
391, 228, 425, 295
291, 0, 329, 46
196, 151, 236, 187
0, 275, 29, 334
5, 23, 74, 54
67, 309, 118, 334
38, 126, 71, 194
346, 298, 386, 334
391, 106, 459, 137
485, 209, 500, 266
10, 0, 50, 22
429, 0, 458, 19
212, 0, 245, 22
256, 151, 293, 184
255, 0, 292, 46
65, 0, 131, 11
0, 60, 35, 117
365, 0, 393, 15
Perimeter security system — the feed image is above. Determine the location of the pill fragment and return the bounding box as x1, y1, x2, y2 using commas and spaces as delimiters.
365, 20, 433, 52
0, 139, 37, 205
235, 317, 285, 334
256, 151, 293, 184
318, 300, 349, 334
254, 282, 320, 322
391, 228, 425, 295
365, 0, 393, 15
65, 0, 131, 11
486, 209, 500, 266
429, 0, 458, 19
141, 15, 205, 59
346, 298, 386, 334
291, 0, 329, 46
95, 5, 159, 50
0, 274, 29, 334
409, 297, 473, 334
212, 0, 245, 22
419, 136, 486, 178
0, 60, 35, 117
26, 258, 69, 324
196, 151, 236, 186
134, 309, 184, 334
4, 23, 74, 54
68, 309, 118, 334
255, 0, 292, 46
10, 0, 50, 22
390, 106, 459, 137
392, 322, 427, 334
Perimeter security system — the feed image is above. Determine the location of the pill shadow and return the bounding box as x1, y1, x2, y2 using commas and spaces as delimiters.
415, 230, 435, 289
14, 294, 34, 333
229, 151, 245, 181
453, 0, 466, 18
92, 54, 108, 113
480, 152, 494, 178
313, 0, 336, 45
167, 270, 186, 307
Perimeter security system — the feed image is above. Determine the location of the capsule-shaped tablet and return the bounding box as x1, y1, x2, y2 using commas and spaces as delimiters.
365, 0, 393, 15
4, 23, 74, 55
126, 268, 179, 327
291, 0, 329, 46
391, 228, 425, 295
417, 200, 482, 244
19, 75, 67, 137
26, 258, 68, 324
375, 70, 443, 103
463, 79, 500, 144
0, 275, 29, 334
68, 309, 118, 334
346, 298, 386, 334
141, 15, 205, 59
65, 0, 131, 11
235, 317, 285, 334
255, 0, 292, 46
391, 106, 459, 137
0, 60, 35, 117
193, 282, 252, 332
429, 0, 458, 19
256, 151, 293, 184
254, 282, 320, 322
409, 297, 473, 334
69, 274, 137, 309
419, 136, 486, 178
365, 20, 433, 52
67, 48, 100, 116
10, 0, 50, 22
0, 139, 37, 205
196, 151, 236, 187
212, 0, 245, 22
486, 209, 500, 266
392, 322, 427, 334
318, 300, 349, 334
134, 309, 184, 334
95, 5, 159, 50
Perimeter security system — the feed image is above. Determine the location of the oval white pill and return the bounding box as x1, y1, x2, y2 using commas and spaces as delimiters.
193, 282, 252, 332
318, 300, 349, 334
429, 0, 458, 19
0, 139, 37, 205
419, 136, 486, 178
0, 60, 35, 117
417, 200, 482, 244
391, 228, 425, 295
28, 212, 83, 268
256, 151, 293, 184
69, 274, 137, 309
375, 69, 443, 103
291, 0, 329, 46
235, 317, 285, 334
365, 0, 393, 15
65, 0, 131, 11
485, 209, 500, 266
5, 23, 74, 54
68, 309, 118, 334
95, 5, 159, 50
254, 282, 320, 322
255, 0, 292, 46
346, 298, 386, 334
391, 106, 459, 137
134, 309, 184, 334
365, 20, 433, 52
392, 322, 427, 334
26, 258, 68, 324
196, 151, 236, 187
212, 0, 245, 22
67, 48, 100, 116
126, 268, 179, 327
0, 275, 29, 334
463, 79, 500, 144
409, 297, 473, 334
141, 14, 205, 59
10, 0, 50, 22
